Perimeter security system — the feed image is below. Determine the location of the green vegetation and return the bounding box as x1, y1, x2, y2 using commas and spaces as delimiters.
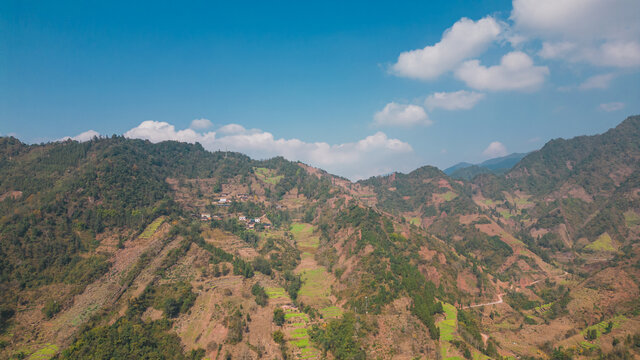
310, 313, 366, 360
625, 211, 640, 227
265, 287, 287, 299
581, 315, 626, 338
253, 167, 284, 185
584, 232, 616, 252
60, 317, 204, 359
284, 312, 309, 322
320, 306, 343, 319
251, 283, 268, 306
42, 300, 62, 319
139, 217, 165, 239
29, 343, 59, 360
128, 281, 197, 319
438, 303, 458, 341
273, 308, 285, 326
298, 267, 331, 300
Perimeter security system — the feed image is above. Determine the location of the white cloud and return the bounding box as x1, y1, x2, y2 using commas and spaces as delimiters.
373, 102, 431, 127
124, 121, 416, 180
190, 118, 213, 129
599, 102, 625, 112
391, 16, 501, 80
511, 0, 640, 41
58, 130, 101, 143
425, 90, 485, 110
578, 73, 615, 90
218, 123, 248, 134
483, 141, 508, 158
455, 51, 549, 91
512, 0, 640, 68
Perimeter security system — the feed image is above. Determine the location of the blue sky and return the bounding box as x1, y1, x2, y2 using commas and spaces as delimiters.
2, 0, 639, 179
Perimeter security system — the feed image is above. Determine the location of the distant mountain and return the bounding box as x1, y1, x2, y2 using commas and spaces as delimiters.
444, 152, 528, 180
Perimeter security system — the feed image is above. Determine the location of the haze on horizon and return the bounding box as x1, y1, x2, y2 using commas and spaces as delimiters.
2, 0, 639, 180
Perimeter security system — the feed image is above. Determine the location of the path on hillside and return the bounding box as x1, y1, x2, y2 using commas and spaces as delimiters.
462, 272, 569, 309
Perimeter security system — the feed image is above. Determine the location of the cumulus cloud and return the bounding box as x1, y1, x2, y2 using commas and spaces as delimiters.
59, 130, 101, 142
425, 90, 485, 110
124, 120, 416, 180
512, 0, 640, 68
373, 102, 431, 127
578, 73, 615, 90
483, 141, 508, 158
190, 118, 213, 129
455, 51, 549, 91
599, 102, 625, 112
391, 16, 501, 80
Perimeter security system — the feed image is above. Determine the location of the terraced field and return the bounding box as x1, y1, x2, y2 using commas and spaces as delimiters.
139, 217, 165, 239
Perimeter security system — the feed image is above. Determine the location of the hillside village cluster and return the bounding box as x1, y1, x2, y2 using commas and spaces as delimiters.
198, 193, 272, 230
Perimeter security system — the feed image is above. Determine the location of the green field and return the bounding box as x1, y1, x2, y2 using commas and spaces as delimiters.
285, 312, 310, 322
409, 217, 421, 226
254, 167, 284, 185
139, 217, 165, 239
534, 302, 552, 314
290, 222, 314, 238
584, 233, 616, 252
299, 267, 331, 300
28, 343, 59, 360
499, 209, 514, 219
580, 315, 626, 338
441, 191, 457, 201
625, 211, 640, 227
514, 197, 533, 207
438, 303, 458, 341
320, 306, 343, 319
265, 287, 287, 299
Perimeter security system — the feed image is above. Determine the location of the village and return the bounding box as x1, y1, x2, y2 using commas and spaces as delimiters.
197, 193, 273, 230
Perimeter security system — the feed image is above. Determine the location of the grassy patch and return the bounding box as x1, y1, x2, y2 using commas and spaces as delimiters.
291, 223, 319, 250
285, 312, 310, 322
254, 167, 283, 185
580, 315, 626, 338
289, 327, 309, 339
28, 344, 59, 360
265, 287, 287, 299
139, 217, 165, 239
625, 211, 640, 227
290, 223, 314, 238
579, 341, 599, 350
585, 233, 616, 252
534, 302, 553, 314
438, 303, 458, 342
409, 217, 421, 226
498, 209, 514, 219
441, 191, 457, 201
298, 267, 331, 300
320, 306, 343, 319
481, 199, 497, 207
291, 338, 310, 348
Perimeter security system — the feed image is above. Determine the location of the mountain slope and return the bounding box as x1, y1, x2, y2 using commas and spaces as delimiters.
1, 115, 639, 359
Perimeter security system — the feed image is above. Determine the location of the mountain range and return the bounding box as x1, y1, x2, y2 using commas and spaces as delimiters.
444, 152, 529, 180
0, 116, 639, 359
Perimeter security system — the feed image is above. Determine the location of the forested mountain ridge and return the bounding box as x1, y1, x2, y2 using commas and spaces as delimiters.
0, 116, 639, 359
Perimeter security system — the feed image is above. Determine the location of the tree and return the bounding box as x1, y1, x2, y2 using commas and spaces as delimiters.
273, 308, 285, 326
